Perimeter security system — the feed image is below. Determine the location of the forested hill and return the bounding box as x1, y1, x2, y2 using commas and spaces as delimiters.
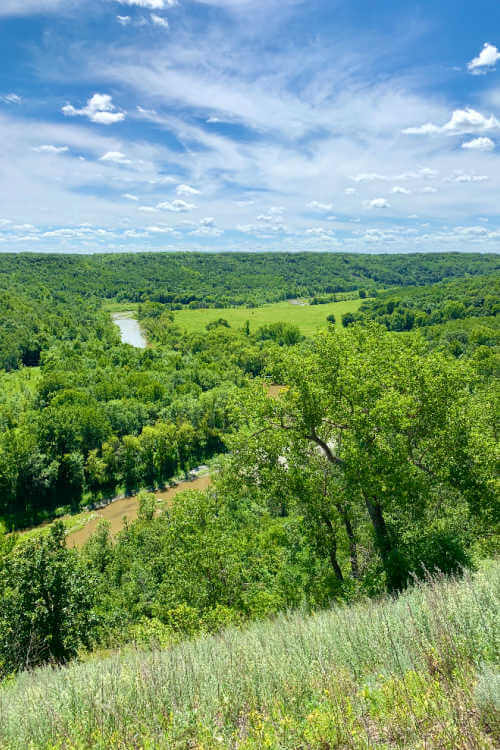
1, 252, 498, 307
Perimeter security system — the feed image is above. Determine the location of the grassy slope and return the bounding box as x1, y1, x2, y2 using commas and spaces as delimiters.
173, 298, 364, 336
1, 561, 498, 749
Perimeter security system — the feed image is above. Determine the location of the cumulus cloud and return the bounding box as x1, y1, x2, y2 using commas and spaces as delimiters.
116, 15, 131, 24
1, 93, 21, 104
461, 136, 495, 151
157, 199, 195, 212
176, 184, 200, 196
365, 198, 390, 209
403, 108, 500, 136
307, 200, 333, 212
62, 94, 125, 125
200, 217, 215, 226
468, 43, 500, 73
391, 186, 411, 195
99, 151, 132, 164
33, 144, 69, 154
151, 13, 169, 27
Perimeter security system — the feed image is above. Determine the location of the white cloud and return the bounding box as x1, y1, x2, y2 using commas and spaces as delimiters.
468, 43, 500, 73
151, 13, 169, 27
117, 15, 131, 24
157, 199, 195, 212
190, 226, 223, 237
99, 151, 132, 164
147, 225, 174, 233
0, 0, 69, 16
365, 198, 390, 209
33, 144, 69, 154
123, 193, 139, 200
462, 136, 495, 152
391, 186, 411, 194
116, 0, 176, 8
176, 184, 200, 196
124, 229, 150, 238
1, 93, 21, 104
420, 186, 437, 193
418, 168, 438, 179
403, 108, 500, 136
138, 206, 159, 212
305, 227, 335, 237
200, 217, 215, 226
307, 200, 333, 212
344, 187, 357, 195
351, 172, 388, 182
444, 171, 490, 183
62, 94, 125, 125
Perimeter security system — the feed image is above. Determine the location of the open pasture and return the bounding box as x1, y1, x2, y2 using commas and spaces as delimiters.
173, 298, 364, 336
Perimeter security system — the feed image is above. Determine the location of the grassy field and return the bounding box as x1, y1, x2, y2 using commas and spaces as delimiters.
0, 561, 498, 749
173, 298, 363, 336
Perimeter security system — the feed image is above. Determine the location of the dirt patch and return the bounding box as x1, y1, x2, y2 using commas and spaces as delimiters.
266, 384, 287, 399
67, 474, 211, 548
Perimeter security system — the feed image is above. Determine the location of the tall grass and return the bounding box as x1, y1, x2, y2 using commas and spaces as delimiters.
0, 562, 498, 749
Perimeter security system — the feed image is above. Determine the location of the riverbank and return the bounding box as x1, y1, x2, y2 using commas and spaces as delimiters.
67, 473, 211, 548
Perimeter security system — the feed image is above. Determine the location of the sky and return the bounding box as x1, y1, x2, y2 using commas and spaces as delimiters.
1, 0, 500, 254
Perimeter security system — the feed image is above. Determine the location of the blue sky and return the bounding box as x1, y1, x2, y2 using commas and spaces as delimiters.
1, 0, 500, 253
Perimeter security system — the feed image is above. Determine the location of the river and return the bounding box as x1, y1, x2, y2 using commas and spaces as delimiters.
112, 313, 147, 348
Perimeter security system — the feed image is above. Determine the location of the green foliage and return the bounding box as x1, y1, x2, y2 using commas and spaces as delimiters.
206, 317, 230, 330
1, 252, 496, 318
137, 490, 156, 521
475, 664, 500, 740
256, 321, 303, 346
355, 274, 500, 331
0, 523, 97, 677
0, 252, 497, 729
226, 323, 497, 592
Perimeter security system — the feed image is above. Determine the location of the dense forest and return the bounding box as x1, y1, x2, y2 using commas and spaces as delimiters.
0, 252, 498, 699
0, 251, 498, 372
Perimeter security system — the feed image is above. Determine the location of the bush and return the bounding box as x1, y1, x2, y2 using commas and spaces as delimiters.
0, 523, 97, 677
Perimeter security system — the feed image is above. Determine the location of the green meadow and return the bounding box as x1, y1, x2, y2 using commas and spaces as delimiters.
173, 298, 364, 336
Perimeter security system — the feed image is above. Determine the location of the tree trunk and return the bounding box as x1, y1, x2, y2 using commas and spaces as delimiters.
363, 494, 402, 592
336, 502, 360, 579
323, 514, 344, 582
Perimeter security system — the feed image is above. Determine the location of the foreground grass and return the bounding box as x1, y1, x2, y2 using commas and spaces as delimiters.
173, 298, 363, 337
0, 562, 498, 749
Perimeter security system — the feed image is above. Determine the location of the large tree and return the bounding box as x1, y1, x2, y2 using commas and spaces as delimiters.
228, 324, 495, 591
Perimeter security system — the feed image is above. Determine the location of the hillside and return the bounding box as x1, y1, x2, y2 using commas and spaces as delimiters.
0, 561, 498, 749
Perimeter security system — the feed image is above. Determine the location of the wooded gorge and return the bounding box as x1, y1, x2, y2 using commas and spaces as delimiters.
0, 252, 498, 711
